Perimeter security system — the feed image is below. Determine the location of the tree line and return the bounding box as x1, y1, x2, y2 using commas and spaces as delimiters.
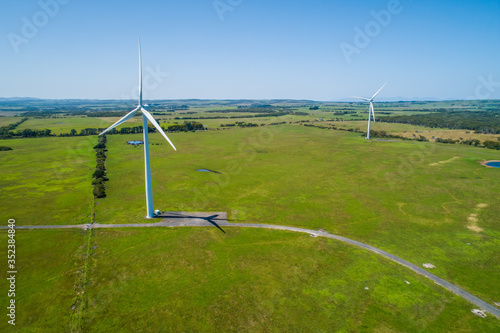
0, 121, 205, 139
0, 117, 28, 137
166, 121, 204, 131
206, 108, 278, 114
379, 111, 500, 134
433, 137, 500, 150
173, 111, 290, 121
220, 122, 259, 128
366, 130, 500, 149
92, 135, 108, 198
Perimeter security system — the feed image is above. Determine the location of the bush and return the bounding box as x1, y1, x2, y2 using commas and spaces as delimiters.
483, 140, 500, 150
96, 161, 106, 170
92, 169, 106, 179
93, 184, 106, 198
92, 135, 109, 198
461, 139, 481, 146
417, 135, 429, 142
92, 177, 108, 185
435, 138, 458, 144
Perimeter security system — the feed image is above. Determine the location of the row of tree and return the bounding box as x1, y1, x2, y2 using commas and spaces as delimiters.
379, 111, 500, 134
368, 130, 500, 149
484, 140, 500, 150
166, 121, 204, 131
173, 111, 292, 121
0, 118, 28, 138
368, 130, 429, 141
433, 138, 500, 149
206, 108, 284, 114
0, 120, 206, 139
220, 122, 259, 128
12, 128, 53, 138
92, 136, 108, 198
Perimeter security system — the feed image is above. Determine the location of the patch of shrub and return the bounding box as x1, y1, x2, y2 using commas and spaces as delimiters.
435, 138, 458, 144
92, 135, 108, 198
483, 140, 500, 150
92, 169, 105, 179
93, 183, 106, 198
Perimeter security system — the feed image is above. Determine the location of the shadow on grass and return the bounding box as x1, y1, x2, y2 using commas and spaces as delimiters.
196, 169, 222, 174
159, 212, 226, 234
205, 214, 226, 234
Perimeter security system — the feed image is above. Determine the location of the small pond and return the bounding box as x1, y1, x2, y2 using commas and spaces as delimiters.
127, 141, 144, 146
486, 161, 500, 168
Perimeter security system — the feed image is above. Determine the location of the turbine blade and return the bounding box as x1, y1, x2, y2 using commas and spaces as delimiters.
138, 37, 143, 106
141, 108, 177, 151
370, 83, 387, 101
352, 96, 371, 101
370, 102, 376, 122
99, 106, 140, 135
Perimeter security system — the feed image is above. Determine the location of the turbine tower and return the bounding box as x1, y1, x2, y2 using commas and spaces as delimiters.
99, 38, 176, 218
353, 83, 386, 140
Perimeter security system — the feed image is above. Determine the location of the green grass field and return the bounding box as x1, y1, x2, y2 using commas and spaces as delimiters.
326, 120, 500, 142
1, 227, 498, 332
0, 117, 21, 127
0, 120, 499, 331
82, 227, 499, 332
13, 115, 187, 135
0, 229, 86, 332
15, 117, 115, 135
96, 126, 500, 303
0, 136, 94, 225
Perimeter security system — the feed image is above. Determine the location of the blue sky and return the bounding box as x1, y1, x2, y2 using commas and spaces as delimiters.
1, 0, 499, 101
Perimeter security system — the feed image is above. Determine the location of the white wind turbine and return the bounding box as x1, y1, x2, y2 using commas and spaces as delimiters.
99, 38, 176, 218
353, 83, 386, 139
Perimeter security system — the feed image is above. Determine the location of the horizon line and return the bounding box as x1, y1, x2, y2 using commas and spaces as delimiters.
0, 97, 497, 103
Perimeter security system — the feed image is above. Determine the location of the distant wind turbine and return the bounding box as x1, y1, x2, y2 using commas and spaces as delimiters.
99, 38, 176, 218
353, 83, 386, 139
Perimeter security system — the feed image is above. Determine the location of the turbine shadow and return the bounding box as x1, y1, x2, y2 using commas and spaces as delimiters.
159, 212, 226, 233
197, 169, 222, 174
205, 214, 226, 234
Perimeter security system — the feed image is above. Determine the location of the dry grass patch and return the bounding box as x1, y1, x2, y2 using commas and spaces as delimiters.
429, 156, 460, 166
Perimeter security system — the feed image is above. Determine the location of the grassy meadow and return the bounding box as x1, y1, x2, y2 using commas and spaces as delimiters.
1, 227, 499, 332
0, 117, 21, 127
0, 229, 86, 332
82, 227, 499, 332
0, 136, 94, 225
97, 125, 500, 305
0, 104, 499, 331
327, 120, 500, 142
15, 117, 115, 135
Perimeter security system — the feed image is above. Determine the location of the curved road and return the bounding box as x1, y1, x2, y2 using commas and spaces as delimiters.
4, 213, 499, 319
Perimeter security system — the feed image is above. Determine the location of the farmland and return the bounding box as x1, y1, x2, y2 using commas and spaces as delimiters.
0, 99, 499, 332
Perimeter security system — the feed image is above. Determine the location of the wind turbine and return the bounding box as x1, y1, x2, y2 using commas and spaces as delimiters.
99, 38, 177, 218
353, 83, 386, 139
